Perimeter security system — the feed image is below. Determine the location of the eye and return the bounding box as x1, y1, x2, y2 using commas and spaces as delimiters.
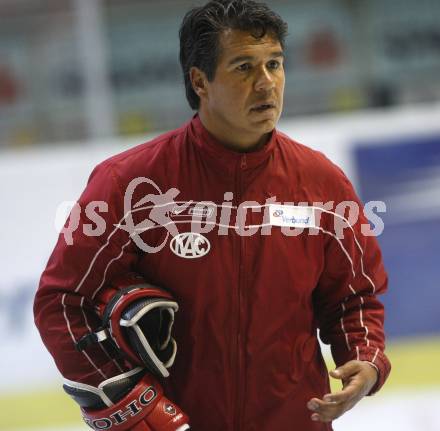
267, 60, 281, 70
236, 63, 252, 72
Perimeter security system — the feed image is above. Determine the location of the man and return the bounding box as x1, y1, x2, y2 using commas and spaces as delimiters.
34, 1, 391, 430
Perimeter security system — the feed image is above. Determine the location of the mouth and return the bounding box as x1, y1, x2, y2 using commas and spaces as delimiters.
250, 102, 276, 113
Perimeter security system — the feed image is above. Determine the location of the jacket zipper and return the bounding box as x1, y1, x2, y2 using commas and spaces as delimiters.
234, 154, 247, 431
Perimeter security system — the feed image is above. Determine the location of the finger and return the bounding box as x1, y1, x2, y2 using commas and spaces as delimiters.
329, 360, 361, 380
307, 397, 344, 417
311, 408, 346, 423
307, 398, 323, 411
309, 370, 364, 407
308, 397, 339, 409
308, 396, 354, 423
311, 412, 332, 423
329, 370, 378, 403
308, 388, 357, 414
311, 413, 322, 422
322, 379, 361, 404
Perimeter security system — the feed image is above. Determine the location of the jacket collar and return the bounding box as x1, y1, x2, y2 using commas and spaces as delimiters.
188, 114, 277, 171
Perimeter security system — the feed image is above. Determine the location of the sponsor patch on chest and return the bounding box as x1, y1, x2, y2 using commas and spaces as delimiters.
269, 204, 316, 228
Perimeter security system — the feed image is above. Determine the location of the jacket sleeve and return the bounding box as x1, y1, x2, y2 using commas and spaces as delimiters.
34, 161, 140, 386
313, 173, 391, 395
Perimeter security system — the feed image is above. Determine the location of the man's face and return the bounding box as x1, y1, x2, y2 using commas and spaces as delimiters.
196, 29, 285, 149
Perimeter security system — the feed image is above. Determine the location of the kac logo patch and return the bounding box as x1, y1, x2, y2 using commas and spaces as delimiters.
164, 403, 177, 416
170, 232, 211, 259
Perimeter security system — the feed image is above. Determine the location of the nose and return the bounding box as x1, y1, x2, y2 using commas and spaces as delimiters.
254, 66, 275, 92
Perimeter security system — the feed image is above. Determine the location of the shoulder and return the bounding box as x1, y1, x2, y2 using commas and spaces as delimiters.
275, 130, 353, 199
105, 124, 186, 171
89, 122, 188, 185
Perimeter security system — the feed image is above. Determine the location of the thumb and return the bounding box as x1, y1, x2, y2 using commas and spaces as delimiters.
329, 368, 343, 380
329, 361, 359, 380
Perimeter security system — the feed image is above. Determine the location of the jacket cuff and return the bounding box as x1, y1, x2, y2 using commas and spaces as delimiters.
331, 345, 391, 395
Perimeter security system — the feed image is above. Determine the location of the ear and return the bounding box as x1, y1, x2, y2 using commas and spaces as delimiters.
190, 66, 209, 100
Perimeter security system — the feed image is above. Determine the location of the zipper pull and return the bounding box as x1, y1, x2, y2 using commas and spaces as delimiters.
240, 155, 247, 169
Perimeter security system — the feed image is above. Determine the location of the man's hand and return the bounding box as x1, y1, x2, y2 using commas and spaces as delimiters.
307, 360, 378, 423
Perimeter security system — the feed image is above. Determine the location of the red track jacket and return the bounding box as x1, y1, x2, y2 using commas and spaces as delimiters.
35, 115, 391, 431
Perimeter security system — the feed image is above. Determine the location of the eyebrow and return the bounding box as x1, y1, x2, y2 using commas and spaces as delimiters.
228, 51, 285, 66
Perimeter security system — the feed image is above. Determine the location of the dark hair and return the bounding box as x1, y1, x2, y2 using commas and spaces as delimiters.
179, 0, 288, 110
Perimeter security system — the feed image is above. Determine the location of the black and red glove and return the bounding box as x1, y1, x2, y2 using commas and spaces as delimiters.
67, 274, 190, 430
64, 368, 189, 431
76, 273, 178, 377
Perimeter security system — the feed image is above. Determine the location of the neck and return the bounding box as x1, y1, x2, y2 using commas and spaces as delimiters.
198, 111, 270, 153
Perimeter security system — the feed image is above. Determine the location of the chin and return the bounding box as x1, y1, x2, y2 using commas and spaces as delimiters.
253, 118, 277, 133
250, 111, 279, 129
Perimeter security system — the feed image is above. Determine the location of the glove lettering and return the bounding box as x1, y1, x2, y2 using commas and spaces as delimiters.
83, 386, 157, 430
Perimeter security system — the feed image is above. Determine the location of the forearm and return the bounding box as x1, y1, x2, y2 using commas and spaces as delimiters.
34, 161, 140, 384
315, 184, 391, 394
34, 288, 127, 385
